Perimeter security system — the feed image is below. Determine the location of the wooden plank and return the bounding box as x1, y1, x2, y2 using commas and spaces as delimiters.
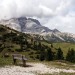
14, 57, 27, 60
12, 54, 27, 60
13, 54, 22, 57
14, 57, 22, 60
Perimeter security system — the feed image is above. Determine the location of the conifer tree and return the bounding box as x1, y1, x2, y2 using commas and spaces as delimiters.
56, 47, 64, 60
39, 50, 45, 61
66, 48, 75, 62
46, 48, 53, 61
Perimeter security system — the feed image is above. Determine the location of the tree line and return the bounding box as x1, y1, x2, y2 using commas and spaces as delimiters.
39, 45, 75, 63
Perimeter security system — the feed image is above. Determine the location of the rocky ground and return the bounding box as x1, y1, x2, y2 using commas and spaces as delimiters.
0, 63, 75, 75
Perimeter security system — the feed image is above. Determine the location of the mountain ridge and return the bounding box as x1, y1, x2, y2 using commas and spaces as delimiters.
0, 17, 52, 33
0, 17, 75, 43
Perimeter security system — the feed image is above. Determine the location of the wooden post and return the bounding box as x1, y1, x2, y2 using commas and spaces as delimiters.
14, 59, 16, 64
12, 55, 16, 64
22, 55, 26, 67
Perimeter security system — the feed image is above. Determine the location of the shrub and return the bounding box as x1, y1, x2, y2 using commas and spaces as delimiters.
35, 55, 39, 59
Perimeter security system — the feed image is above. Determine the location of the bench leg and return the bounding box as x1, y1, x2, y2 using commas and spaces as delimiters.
23, 60, 26, 67
13, 59, 16, 65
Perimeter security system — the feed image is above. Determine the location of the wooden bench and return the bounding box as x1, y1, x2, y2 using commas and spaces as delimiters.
12, 54, 27, 66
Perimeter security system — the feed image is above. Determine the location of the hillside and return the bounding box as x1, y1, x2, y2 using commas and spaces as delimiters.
0, 24, 75, 62
0, 24, 51, 61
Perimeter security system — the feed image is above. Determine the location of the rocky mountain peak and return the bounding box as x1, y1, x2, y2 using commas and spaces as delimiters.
28, 18, 41, 26
53, 29, 60, 33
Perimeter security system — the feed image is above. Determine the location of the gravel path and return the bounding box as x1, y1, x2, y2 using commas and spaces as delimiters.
0, 63, 75, 75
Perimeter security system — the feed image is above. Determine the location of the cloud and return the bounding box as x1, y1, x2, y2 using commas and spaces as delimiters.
0, 0, 61, 19
43, 15, 75, 33
38, 5, 55, 17
0, 0, 75, 33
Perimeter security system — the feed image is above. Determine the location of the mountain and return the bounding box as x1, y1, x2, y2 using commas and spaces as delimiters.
0, 17, 75, 43
41, 32, 75, 42
0, 17, 52, 33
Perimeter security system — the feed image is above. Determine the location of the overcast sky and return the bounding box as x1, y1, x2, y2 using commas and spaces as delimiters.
0, 0, 75, 33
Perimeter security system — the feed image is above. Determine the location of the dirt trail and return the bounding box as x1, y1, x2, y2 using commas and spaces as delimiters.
0, 63, 75, 75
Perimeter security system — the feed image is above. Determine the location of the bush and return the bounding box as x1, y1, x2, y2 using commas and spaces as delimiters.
30, 55, 35, 60
35, 55, 39, 59
29, 52, 34, 55
15, 49, 22, 52
35, 51, 40, 54
4, 53, 9, 58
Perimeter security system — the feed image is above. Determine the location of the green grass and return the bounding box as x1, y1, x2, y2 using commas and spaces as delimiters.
0, 56, 13, 67
41, 42, 75, 57
53, 43, 75, 56
0, 42, 75, 66
42, 42, 75, 51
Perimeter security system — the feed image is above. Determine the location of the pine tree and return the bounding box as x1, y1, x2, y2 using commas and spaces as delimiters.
39, 50, 45, 61
46, 48, 53, 61
56, 47, 64, 60
66, 48, 75, 63
66, 48, 71, 61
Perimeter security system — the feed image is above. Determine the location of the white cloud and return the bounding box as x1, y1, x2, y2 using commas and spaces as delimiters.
39, 5, 55, 17
0, 0, 75, 33
43, 15, 75, 33
0, 0, 61, 18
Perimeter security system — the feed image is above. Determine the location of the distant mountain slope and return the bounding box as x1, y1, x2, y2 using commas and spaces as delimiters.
0, 17, 75, 43
41, 32, 75, 42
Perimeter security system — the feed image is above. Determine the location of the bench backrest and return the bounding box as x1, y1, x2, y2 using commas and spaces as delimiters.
12, 54, 27, 60
13, 54, 22, 57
